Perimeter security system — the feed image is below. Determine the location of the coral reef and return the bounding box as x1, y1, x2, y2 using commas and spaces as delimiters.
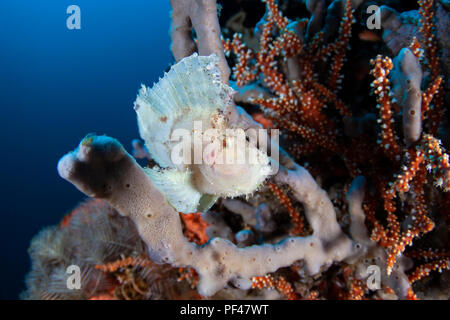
24, 0, 449, 300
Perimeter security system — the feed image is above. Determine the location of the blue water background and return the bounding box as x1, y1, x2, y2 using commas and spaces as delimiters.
0, 0, 172, 299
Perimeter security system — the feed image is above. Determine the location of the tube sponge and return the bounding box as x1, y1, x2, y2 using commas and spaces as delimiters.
390, 48, 423, 146
169, 0, 230, 83
57, 135, 364, 296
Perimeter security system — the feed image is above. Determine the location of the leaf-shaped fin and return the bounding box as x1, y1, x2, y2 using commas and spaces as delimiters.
144, 167, 216, 213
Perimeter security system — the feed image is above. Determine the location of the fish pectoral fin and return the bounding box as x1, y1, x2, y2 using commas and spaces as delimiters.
144, 167, 217, 213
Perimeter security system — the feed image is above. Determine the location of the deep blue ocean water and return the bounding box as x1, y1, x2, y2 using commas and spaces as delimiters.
0, 0, 172, 299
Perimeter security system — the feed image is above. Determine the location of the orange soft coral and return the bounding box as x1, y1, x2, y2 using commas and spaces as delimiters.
251, 274, 298, 300
267, 182, 304, 235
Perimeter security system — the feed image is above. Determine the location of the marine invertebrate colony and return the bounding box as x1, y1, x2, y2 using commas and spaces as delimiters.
22, 199, 194, 300
134, 53, 271, 213
24, 0, 449, 300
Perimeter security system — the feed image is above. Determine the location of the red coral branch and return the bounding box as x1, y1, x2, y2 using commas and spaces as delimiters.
370, 55, 402, 161
252, 274, 299, 300
267, 182, 304, 235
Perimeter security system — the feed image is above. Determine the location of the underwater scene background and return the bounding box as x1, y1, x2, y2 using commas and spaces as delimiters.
0, 0, 172, 299
0, 0, 449, 300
